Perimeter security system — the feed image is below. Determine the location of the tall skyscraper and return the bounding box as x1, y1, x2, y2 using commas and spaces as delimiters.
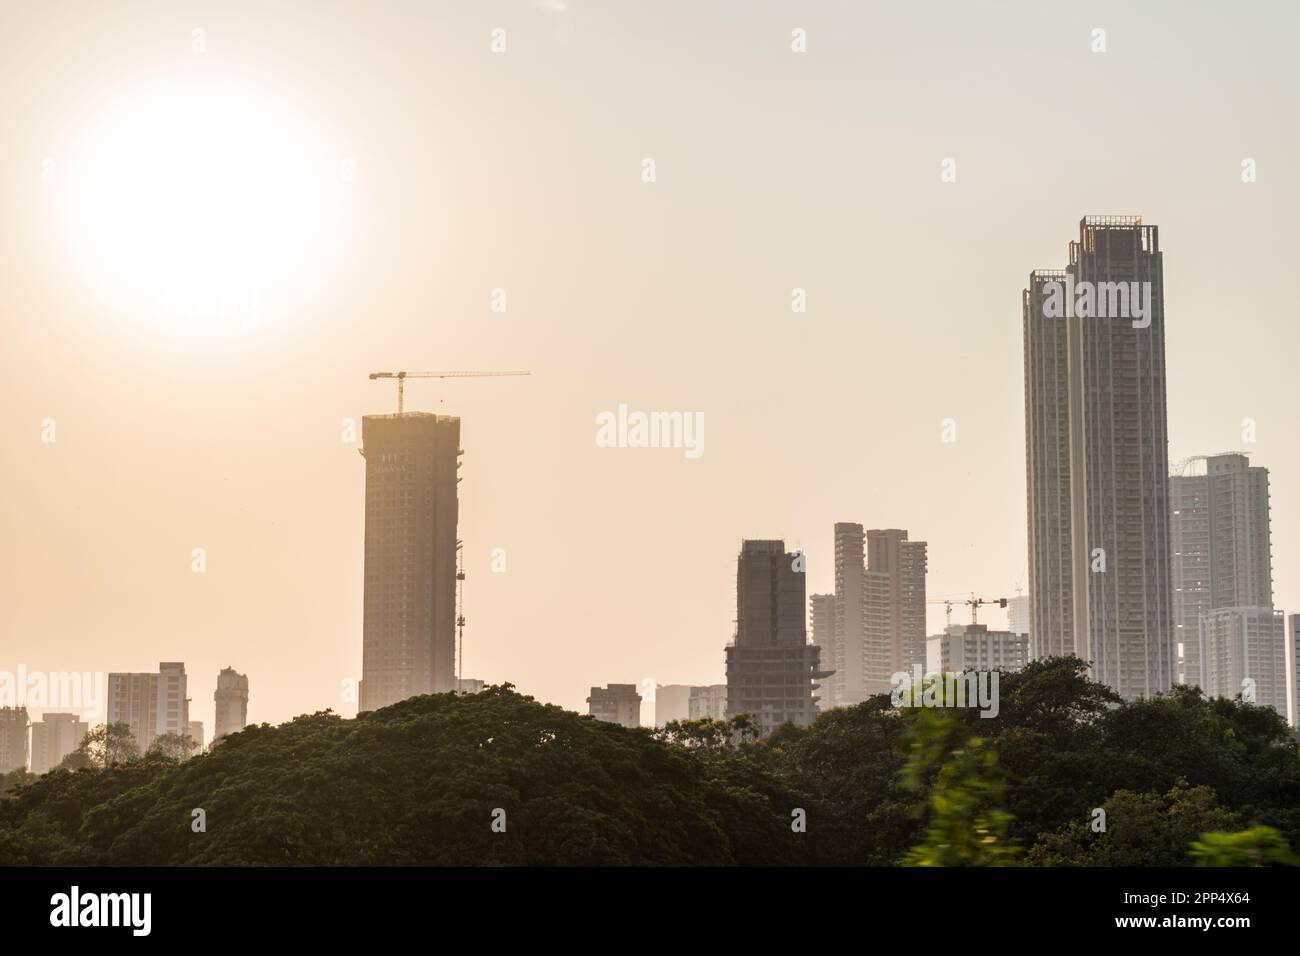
830, 523, 865, 707
725, 539, 825, 736
359, 412, 461, 712
809, 592, 835, 709
817, 525, 927, 707
30, 712, 87, 775
1170, 454, 1273, 687
0, 707, 30, 773
214, 667, 249, 740
865, 529, 928, 695
107, 662, 189, 754
1024, 216, 1174, 699
1288, 614, 1300, 728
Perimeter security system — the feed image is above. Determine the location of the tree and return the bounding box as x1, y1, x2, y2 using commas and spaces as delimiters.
900, 709, 1021, 867
145, 733, 197, 762
1190, 827, 1300, 866
75, 723, 140, 768
1029, 780, 1238, 866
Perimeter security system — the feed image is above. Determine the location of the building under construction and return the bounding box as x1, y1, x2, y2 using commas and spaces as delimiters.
359, 412, 461, 711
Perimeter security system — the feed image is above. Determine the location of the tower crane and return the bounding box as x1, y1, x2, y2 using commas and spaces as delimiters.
368, 370, 530, 414
928, 593, 1010, 626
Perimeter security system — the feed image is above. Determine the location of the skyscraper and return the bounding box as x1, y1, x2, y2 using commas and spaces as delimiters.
829, 522, 865, 707
864, 529, 928, 695
809, 592, 835, 709
1024, 216, 1174, 699
725, 539, 825, 736
214, 667, 249, 741
30, 712, 87, 775
1288, 614, 1300, 729
106, 662, 189, 754
1170, 454, 1274, 686
359, 412, 461, 712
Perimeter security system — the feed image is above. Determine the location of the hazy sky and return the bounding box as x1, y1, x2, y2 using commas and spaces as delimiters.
3, 0, 1298, 728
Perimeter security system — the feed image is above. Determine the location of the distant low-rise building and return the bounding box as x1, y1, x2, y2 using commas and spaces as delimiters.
187, 721, 205, 755
688, 684, 727, 721
653, 684, 692, 727
455, 678, 485, 695
587, 684, 641, 728
30, 712, 87, 775
937, 624, 1029, 674
0, 707, 30, 773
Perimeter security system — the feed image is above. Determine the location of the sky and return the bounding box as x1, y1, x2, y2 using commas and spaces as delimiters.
2, 0, 1298, 730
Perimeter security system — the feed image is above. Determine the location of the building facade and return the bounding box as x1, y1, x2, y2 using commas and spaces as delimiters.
30, 712, 87, 775
653, 684, 692, 727
725, 539, 825, 736
1200, 607, 1287, 718
107, 662, 189, 755
1170, 454, 1273, 687
1024, 216, 1174, 698
0, 707, 29, 773
359, 412, 461, 711
937, 624, 1030, 674
688, 684, 727, 721
214, 667, 249, 741
587, 684, 641, 728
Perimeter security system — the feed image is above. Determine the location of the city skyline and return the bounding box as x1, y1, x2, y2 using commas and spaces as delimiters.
4, 2, 1299, 727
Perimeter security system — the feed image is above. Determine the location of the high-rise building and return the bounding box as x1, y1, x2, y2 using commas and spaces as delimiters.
688, 684, 727, 720
725, 540, 826, 736
107, 662, 189, 754
359, 412, 461, 712
809, 593, 835, 710
1007, 594, 1030, 637
1170, 454, 1273, 686
186, 721, 205, 755
818, 526, 927, 707
1024, 216, 1174, 699
0, 707, 30, 773
865, 529, 928, 695
587, 684, 641, 728
937, 624, 1029, 674
30, 712, 87, 775
653, 684, 692, 727
1200, 607, 1287, 718
1287, 614, 1300, 728
823, 523, 865, 708
214, 667, 249, 741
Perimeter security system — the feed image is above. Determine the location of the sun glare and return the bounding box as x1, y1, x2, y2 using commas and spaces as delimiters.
62, 79, 346, 336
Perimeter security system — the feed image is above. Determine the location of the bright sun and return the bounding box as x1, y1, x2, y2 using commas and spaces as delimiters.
63, 78, 346, 335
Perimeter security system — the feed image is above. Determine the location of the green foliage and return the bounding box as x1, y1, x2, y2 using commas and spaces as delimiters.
1028, 780, 1238, 866
1190, 826, 1300, 867
899, 710, 1020, 866
2, 660, 1299, 866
